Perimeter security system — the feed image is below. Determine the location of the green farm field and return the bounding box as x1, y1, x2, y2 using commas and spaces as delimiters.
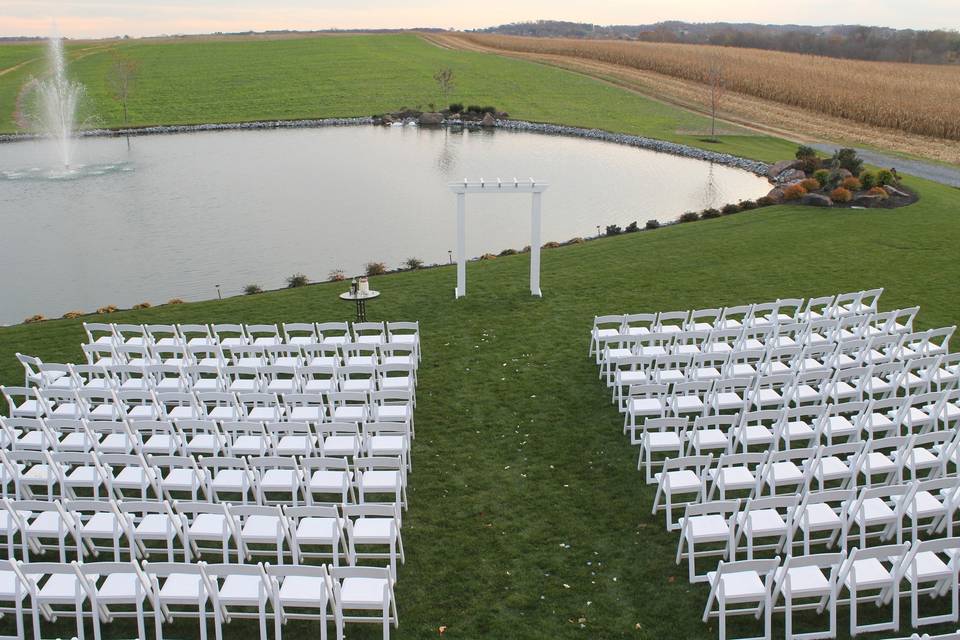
0, 33, 796, 161
1, 31, 959, 640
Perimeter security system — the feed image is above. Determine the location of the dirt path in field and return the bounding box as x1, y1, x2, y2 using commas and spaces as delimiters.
422, 32, 960, 169
0, 58, 39, 77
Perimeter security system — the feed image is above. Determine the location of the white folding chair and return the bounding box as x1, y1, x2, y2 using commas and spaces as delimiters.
328, 565, 398, 640
837, 543, 908, 636
265, 562, 332, 640
676, 499, 737, 583
701, 557, 779, 640
772, 552, 842, 640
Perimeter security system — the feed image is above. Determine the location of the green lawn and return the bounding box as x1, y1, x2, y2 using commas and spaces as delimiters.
0, 33, 795, 161
1, 172, 958, 638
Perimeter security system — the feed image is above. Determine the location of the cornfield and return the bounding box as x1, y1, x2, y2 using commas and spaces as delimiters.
459, 33, 960, 141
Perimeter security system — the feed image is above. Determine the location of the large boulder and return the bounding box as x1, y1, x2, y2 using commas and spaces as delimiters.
418, 112, 444, 125
852, 194, 885, 208
776, 168, 807, 184
767, 159, 800, 178
481, 112, 496, 127
801, 193, 833, 207
766, 187, 785, 203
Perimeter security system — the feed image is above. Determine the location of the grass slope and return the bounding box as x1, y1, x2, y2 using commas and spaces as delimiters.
2, 173, 958, 638
0, 33, 795, 161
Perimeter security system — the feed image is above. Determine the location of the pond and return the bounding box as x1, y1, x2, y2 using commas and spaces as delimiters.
0, 125, 771, 325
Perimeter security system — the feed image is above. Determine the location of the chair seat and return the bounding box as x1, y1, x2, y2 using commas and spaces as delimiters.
655, 470, 700, 493
99, 433, 133, 453
339, 577, 389, 608
905, 551, 951, 583
136, 514, 174, 537
712, 467, 755, 490
241, 515, 284, 540
97, 573, 145, 602
190, 514, 234, 538
38, 573, 89, 602
855, 498, 895, 525
81, 512, 122, 537
333, 407, 365, 422
323, 435, 359, 456
769, 462, 803, 485
276, 435, 315, 456
800, 503, 841, 530
159, 573, 206, 603
309, 470, 349, 492
291, 407, 325, 422
740, 509, 786, 536
163, 469, 201, 491
218, 574, 264, 604
687, 514, 729, 540
278, 575, 327, 605
844, 558, 892, 589
705, 570, 765, 600
260, 469, 300, 492
186, 434, 222, 455
231, 435, 269, 456
674, 397, 704, 413
212, 470, 249, 492
229, 380, 260, 394
352, 518, 394, 542
60, 431, 96, 452
628, 398, 664, 414
26, 511, 63, 536
296, 518, 338, 542
645, 432, 681, 450
362, 470, 400, 491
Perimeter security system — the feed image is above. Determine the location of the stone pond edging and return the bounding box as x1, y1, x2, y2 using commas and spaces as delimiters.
0, 116, 771, 177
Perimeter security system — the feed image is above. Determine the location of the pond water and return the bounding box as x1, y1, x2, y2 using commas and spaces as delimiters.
0, 125, 770, 324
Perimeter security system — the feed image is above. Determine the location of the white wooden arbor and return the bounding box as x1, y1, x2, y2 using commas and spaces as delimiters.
448, 178, 549, 298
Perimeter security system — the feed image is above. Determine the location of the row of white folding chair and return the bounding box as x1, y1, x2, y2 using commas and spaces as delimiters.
615, 354, 957, 416
84, 319, 419, 351
0, 557, 397, 640
593, 301, 909, 366
650, 435, 960, 532
75, 339, 419, 374
0, 446, 409, 510
590, 289, 887, 356
0, 497, 404, 577
678, 477, 960, 583
632, 391, 960, 474
701, 537, 960, 640
600, 324, 954, 384
0, 417, 412, 477
3, 387, 415, 432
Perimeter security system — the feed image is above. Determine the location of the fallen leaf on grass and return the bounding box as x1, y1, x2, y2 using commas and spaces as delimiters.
439, 625, 447, 634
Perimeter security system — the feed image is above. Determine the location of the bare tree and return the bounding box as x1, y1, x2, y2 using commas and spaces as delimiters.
433, 68, 455, 105
108, 51, 140, 126
705, 58, 726, 140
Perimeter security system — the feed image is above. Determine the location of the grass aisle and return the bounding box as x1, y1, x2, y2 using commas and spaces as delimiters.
1, 173, 958, 638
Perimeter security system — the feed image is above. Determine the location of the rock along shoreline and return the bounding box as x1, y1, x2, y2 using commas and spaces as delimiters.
0, 116, 770, 177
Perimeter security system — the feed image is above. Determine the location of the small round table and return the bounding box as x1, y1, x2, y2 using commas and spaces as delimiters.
339, 290, 380, 323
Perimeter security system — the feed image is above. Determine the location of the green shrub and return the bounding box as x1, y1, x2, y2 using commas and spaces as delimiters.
859, 171, 877, 190
876, 169, 895, 186
679, 211, 700, 223
701, 208, 721, 219
243, 284, 263, 295
403, 257, 424, 270
365, 262, 387, 276
498, 248, 518, 256
832, 148, 863, 176
542, 241, 561, 249
783, 184, 807, 201
795, 145, 817, 160
466, 104, 483, 113
755, 196, 776, 207
721, 203, 741, 215
739, 200, 758, 210
605, 224, 622, 235
799, 156, 821, 174
625, 221, 639, 233
448, 103, 464, 113
800, 178, 821, 192
645, 219, 660, 230
481, 105, 496, 115
328, 269, 346, 281
830, 187, 853, 203
813, 169, 831, 187
286, 273, 309, 288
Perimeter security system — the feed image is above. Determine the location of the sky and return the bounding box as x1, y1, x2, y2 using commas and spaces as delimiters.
1, 0, 958, 39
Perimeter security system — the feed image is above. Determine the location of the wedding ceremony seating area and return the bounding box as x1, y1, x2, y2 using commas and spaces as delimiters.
592, 289, 960, 640
0, 320, 420, 640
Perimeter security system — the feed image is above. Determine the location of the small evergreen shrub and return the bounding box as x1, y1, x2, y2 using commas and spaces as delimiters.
542, 241, 562, 249
701, 208, 721, 219
739, 200, 758, 210
605, 224, 622, 235
448, 103, 464, 113
466, 104, 483, 114
795, 145, 817, 160
830, 187, 853, 203
813, 169, 831, 187
243, 284, 263, 295
403, 257, 424, 270
841, 177, 862, 191
832, 148, 863, 176
286, 273, 309, 288
645, 219, 660, 230
782, 184, 807, 201
364, 262, 387, 277
498, 248, 518, 256
624, 221, 639, 233
755, 196, 776, 207
481, 105, 496, 115
859, 171, 877, 190
876, 169, 895, 186
800, 178, 821, 192
799, 156, 821, 174
679, 211, 700, 223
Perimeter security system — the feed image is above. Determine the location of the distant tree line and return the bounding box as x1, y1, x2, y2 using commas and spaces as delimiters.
476, 20, 960, 64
